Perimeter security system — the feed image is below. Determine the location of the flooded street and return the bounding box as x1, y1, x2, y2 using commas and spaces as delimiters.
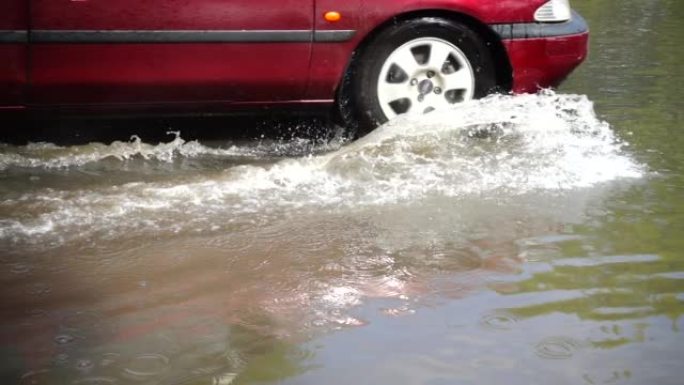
2, 0, 684, 384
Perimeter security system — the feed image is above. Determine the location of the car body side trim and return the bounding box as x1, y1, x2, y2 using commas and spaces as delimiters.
31, 30, 313, 43
28, 30, 357, 44
0, 31, 28, 43
313, 30, 356, 42
492, 11, 588, 40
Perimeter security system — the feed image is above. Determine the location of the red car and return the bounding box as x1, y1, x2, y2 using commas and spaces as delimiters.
0, 0, 588, 135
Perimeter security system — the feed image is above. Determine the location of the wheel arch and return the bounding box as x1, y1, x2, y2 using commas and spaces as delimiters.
336, 9, 513, 106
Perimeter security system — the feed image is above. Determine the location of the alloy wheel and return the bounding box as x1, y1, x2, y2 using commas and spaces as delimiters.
376, 37, 476, 119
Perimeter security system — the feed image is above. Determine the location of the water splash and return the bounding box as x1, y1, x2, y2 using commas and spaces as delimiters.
0, 92, 645, 246
0, 132, 345, 170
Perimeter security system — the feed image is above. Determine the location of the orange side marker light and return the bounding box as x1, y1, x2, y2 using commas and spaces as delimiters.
324, 11, 342, 22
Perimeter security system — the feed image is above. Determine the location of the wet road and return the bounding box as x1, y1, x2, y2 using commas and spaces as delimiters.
2, 0, 684, 384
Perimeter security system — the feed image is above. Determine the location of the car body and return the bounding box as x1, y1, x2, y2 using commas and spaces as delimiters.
0, 0, 588, 132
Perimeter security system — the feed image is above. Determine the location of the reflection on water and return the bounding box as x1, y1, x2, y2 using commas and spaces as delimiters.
2, 0, 684, 383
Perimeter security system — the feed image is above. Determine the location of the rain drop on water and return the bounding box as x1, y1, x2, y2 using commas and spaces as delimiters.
534, 336, 584, 359
76, 358, 94, 372
54, 334, 75, 345
480, 311, 520, 330
123, 353, 170, 378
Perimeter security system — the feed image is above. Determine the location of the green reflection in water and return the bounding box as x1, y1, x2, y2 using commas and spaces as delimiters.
493, 212, 684, 349
566, 0, 684, 173
494, 0, 684, 348
228, 321, 312, 385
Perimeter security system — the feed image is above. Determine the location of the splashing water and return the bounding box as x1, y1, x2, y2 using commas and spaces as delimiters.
0, 92, 644, 247
0, 132, 344, 170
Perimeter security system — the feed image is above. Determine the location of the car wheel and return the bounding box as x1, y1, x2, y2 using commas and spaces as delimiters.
346, 17, 497, 137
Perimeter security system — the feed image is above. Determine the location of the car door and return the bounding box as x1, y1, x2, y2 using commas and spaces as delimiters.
0, 0, 27, 107
29, 0, 313, 106
308, 0, 361, 100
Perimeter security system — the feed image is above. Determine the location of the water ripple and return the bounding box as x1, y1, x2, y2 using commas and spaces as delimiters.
122, 353, 170, 378
72, 378, 118, 385
535, 336, 585, 360
54, 334, 76, 345
20, 369, 52, 385
552, 254, 660, 267
480, 311, 520, 330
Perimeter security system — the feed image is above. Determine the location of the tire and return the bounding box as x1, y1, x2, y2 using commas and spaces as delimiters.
343, 17, 497, 137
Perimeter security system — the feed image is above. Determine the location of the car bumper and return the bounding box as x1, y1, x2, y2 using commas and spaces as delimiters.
492, 11, 589, 93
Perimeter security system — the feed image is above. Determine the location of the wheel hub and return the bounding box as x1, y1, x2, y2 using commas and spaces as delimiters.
418, 79, 434, 95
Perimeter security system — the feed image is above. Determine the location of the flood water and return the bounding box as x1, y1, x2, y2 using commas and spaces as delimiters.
2, 0, 684, 384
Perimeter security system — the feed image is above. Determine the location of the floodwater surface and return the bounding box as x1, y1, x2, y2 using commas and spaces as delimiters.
2, 0, 684, 384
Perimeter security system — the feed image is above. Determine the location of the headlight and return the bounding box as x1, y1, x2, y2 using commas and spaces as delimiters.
534, 0, 572, 22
